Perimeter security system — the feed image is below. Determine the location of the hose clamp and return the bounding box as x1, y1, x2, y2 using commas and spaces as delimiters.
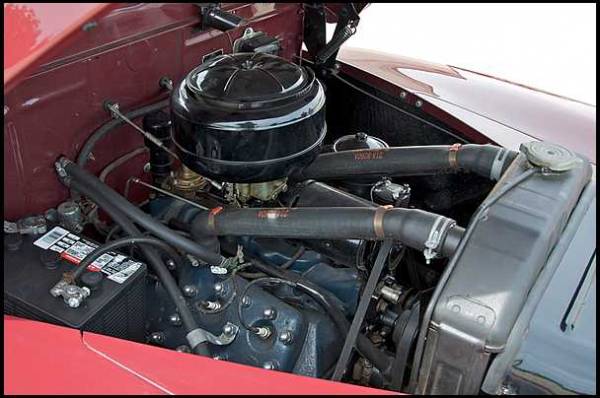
448, 143, 462, 169
490, 148, 508, 180
373, 205, 393, 239
423, 216, 456, 264
207, 206, 223, 233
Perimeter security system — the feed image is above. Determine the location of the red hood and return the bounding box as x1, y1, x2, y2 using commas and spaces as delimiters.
339, 48, 596, 163
4, 4, 595, 163
4, 3, 115, 94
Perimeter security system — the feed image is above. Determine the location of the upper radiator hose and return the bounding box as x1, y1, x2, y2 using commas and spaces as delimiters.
293, 144, 517, 182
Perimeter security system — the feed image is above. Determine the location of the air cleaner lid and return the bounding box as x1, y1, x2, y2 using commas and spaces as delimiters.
185, 52, 314, 106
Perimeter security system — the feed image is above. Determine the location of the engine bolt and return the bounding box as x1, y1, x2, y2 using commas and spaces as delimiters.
279, 330, 293, 345
168, 313, 182, 326
241, 296, 251, 307
166, 259, 176, 270
149, 331, 165, 345
183, 285, 197, 297
399, 91, 407, 99
415, 99, 423, 108
176, 345, 191, 353
263, 307, 277, 320
223, 324, 235, 336
263, 361, 277, 370
187, 255, 200, 267
214, 282, 224, 295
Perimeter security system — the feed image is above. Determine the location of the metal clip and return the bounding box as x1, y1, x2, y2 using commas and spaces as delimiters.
423, 217, 455, 264
186, 322, 239, 348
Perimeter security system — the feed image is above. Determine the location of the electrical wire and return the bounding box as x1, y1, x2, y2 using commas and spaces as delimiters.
195, 263, 250, 315
105, 224, 122, 243
280, 245, 306, 270
237, 245, 306, 279
89, 147, 149, 235
236, 277, 295, 333
99, 147, 149, 182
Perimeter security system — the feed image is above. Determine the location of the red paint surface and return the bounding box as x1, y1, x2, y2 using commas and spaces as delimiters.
4, 316, 396, 395
3, 3, 115, 94
338, 48, 596, 162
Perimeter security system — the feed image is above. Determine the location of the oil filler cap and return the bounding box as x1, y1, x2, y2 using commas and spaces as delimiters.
520, 141, 580, 172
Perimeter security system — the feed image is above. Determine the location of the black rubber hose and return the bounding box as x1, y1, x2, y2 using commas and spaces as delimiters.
249, 258, 393, 376
76, 99, 170, 169
193, 207, 464, 258
293, 144, 517, 182
72, 236, 183, 281
68, 179, 210, 356
60, 158, 225, 266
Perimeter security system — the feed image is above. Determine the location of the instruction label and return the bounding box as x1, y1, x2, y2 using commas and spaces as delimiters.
34, 226, 142, 284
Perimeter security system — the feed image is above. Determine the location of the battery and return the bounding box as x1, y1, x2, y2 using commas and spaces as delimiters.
4, 226, 147, 342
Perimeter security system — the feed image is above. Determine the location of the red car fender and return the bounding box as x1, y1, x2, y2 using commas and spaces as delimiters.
4, 316, 398, 395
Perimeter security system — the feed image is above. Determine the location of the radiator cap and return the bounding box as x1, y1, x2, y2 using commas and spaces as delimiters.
520, 141, 580, 172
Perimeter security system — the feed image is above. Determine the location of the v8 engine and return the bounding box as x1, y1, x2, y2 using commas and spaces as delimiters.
4, 50, 592, 395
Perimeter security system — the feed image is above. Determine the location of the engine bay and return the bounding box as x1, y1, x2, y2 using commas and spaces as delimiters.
4, 5, 594, 394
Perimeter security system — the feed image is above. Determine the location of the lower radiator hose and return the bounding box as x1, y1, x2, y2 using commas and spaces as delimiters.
192, 207, 464, 261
